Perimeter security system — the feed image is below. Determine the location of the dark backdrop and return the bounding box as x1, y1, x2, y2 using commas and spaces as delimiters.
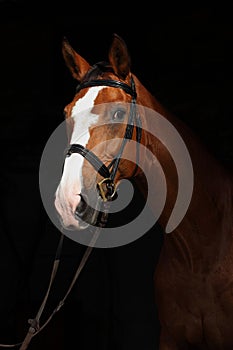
0, 3, 232, 350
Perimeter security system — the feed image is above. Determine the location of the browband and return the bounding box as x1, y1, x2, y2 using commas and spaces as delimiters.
76, 79, 137, 100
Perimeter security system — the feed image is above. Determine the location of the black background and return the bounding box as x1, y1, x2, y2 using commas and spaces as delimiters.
0, 2, 232, 350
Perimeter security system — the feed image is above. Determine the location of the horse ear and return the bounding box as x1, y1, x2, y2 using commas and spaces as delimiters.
62, 37, 91, 81
108, 33, 131, 80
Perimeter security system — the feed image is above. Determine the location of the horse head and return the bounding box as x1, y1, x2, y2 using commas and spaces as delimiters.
55, 34, 144, 230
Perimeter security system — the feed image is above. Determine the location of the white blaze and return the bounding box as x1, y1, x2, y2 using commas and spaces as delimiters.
55, 86, 104, 228
70, 86, 104, 145
62, 86, 104, 190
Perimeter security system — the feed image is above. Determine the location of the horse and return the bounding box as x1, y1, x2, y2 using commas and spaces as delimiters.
54, 33, 233, 349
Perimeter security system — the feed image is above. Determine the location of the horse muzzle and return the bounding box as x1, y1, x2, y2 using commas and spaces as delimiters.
54, 186, 100, 230
74, 192, 102, 228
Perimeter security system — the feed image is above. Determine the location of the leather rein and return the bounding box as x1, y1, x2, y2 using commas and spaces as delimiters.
0, 74, 141, 350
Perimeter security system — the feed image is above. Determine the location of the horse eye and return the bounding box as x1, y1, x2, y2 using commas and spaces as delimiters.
112, 110, 126, 121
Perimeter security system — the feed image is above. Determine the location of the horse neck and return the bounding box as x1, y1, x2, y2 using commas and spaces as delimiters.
133, 76, 233, 271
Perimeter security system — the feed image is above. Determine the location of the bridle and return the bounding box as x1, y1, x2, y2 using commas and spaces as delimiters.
66, 73, 142, 202
0, 70, 142, 350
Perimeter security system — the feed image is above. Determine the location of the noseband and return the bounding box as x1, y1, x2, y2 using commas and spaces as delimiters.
66, 75, 142, 202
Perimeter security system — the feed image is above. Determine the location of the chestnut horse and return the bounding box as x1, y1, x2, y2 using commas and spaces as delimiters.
55, 34, 233, 349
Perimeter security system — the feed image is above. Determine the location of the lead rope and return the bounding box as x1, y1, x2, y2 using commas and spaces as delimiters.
1, 75, 138, 350
0, 200, 110, 350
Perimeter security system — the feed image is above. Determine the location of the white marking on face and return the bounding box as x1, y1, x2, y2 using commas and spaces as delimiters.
67, 86, 104, 187
70, 86, 104, 145
55, 86, 104, 228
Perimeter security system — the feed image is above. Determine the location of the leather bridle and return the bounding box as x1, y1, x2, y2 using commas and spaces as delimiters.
66, 74, 142, 202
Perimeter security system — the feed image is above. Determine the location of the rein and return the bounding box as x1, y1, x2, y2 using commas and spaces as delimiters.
0, 74, 141, 349
0, 201, 110, 350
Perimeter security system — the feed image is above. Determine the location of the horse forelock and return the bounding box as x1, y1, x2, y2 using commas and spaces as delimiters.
81, 61, 114, 82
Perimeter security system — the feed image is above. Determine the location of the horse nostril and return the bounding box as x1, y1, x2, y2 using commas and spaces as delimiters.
75, 194, 88, 217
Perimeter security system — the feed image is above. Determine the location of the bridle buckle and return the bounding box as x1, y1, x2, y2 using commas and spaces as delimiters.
97, 178, 116, 202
